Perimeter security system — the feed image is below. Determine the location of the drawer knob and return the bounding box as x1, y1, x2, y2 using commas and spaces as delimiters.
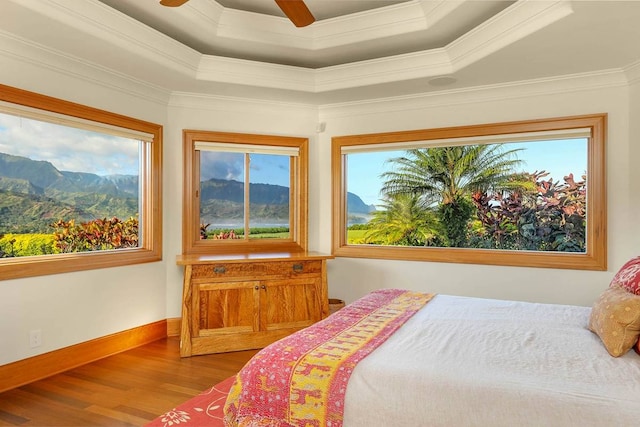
292, 263, 303, 272
214, 266, 226, 274
261, 284, 266, 290
255, 285, 259, 290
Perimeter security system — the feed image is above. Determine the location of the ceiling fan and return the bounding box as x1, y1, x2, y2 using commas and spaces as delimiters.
159, 0, 315, 28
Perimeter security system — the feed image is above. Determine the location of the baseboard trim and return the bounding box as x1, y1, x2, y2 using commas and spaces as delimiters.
0, 319, 167, 393
167, 317, 181, 337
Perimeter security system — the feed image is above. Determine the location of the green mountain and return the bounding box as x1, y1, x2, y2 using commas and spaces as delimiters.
199, 178, 290, 225
0, 152, 376, 233
0, 189, 84, 233
199, 177, 375, 226
0, 153, 138, 233
347, 192, 376, 214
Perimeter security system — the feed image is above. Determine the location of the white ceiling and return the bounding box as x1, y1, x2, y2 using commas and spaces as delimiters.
3, 0, 640, 104
97, 0, 514, 68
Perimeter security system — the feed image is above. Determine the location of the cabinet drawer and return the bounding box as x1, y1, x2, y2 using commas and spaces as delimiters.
191, 260, 322, 279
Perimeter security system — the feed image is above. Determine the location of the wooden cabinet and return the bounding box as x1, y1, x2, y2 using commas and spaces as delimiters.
177, 252, 333, 357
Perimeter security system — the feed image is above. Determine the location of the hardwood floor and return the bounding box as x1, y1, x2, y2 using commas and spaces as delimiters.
0, 337, 258, 426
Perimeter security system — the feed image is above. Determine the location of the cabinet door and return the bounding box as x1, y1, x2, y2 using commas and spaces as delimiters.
190, 280, 260, 354
197, 281, 260, 334
260, 277, 322, 332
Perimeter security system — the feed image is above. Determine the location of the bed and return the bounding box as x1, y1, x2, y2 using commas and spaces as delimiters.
223, 280, 640, 427
149, 258, 640, 427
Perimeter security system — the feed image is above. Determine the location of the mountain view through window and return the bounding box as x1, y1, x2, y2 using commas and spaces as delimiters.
198, 151, 292, 240
0, 111, 141, 257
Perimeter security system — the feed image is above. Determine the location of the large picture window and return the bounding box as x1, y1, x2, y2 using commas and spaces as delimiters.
332, 114, 606, 270
0, 84, 162, 280
182, 130, 308, 255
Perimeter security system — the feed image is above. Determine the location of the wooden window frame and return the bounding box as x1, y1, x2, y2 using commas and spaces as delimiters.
332, 114, 607, 270
182, 130, 308, 255
0, 84, 163, 280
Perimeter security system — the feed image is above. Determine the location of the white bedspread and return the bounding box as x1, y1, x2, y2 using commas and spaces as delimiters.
343, 294, 640, 427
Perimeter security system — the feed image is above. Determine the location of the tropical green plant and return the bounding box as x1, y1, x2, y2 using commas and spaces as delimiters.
470, 171, 586, 251
530, 172, 586, 252
364, 193, 443, 246
380, 144, 532, 247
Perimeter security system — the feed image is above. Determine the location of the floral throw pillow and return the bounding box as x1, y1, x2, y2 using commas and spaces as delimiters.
610, 256, 640, 295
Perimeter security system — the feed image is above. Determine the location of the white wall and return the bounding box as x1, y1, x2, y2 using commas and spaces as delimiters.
628, 67, 640, 251
0, 47, 170, 365
319, 73, 639, 307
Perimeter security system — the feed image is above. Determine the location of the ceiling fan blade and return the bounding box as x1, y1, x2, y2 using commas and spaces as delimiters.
159, 0, 189, 7
275, 0, 315, 27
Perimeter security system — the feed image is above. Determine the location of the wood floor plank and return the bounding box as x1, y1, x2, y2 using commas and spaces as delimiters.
19, 384, 89, 409
111, 405, 159, 421
0, 408, 29, 425
159, 383, 207, 396
0, 389, 115, 426
0, 337, 257, 426
84, 405, 148, 426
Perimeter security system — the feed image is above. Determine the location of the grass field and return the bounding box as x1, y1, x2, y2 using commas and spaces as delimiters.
204, 230, 368, 243
347, 229, 367, 244
235, 229, 367, 243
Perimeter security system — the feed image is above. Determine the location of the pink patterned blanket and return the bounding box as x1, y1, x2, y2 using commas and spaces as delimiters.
224, 289, 434, 427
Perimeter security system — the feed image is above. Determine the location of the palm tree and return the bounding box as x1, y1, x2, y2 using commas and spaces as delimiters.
380, 144, 531, 247
364, 193, 443, 246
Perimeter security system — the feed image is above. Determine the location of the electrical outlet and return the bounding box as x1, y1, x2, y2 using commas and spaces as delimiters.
29, 329, 42, 348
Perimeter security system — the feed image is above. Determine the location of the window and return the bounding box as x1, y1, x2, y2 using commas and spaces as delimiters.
0, 84, 162, 280
332, 114, 606, 270
182, 130, 308, 255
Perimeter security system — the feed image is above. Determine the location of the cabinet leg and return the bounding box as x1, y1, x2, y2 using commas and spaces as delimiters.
180, 265, 193, 357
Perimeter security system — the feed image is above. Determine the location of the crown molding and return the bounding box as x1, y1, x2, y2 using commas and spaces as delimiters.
197, 56, 316, 91
623, 60, 640, 86
318, 69, 628, 118
12, 0, 201, 77
309, 1, 437, 50
205, 1, 455, 51
168, 91, 318, 111
0, 29, 171, 107
169, 67, 628, 114
448, 0, 573, 69
215, 7, 314, 49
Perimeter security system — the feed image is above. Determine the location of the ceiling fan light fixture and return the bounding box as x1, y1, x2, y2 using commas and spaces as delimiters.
275, 0, 315, 27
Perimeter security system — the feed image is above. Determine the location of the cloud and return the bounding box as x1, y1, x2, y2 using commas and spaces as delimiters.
200, 151, 244, 181
199, 151, 291, 187
0, 112, 139, 176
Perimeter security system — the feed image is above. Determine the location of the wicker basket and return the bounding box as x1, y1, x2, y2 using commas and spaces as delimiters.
328, 298, 345, 315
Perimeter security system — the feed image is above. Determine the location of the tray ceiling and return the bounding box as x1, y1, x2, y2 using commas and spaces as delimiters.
2, 0, 640, 104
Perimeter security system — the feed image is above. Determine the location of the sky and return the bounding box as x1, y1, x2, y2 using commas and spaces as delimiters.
0, 111, 587, 204
0, 112, 140, 176
200, 151, 290, 187
0, 111, 291, 186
